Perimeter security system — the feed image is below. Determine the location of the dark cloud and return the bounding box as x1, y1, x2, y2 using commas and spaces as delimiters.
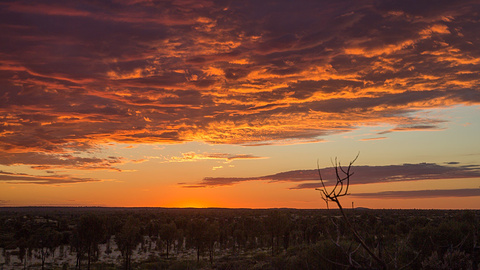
375, 0, 476, 17
0, 152, 123, 170
0, 170, 101, 185
1, 0, 480, 169
351, 188, 480, 199
184, 162, 480, 188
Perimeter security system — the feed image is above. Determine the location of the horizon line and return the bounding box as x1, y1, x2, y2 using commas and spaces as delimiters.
1, 206, 479, 211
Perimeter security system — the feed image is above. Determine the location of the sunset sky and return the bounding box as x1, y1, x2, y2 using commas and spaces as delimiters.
1, 0, 479, 209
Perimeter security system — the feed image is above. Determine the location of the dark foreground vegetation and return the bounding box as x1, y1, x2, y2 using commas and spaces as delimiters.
0, 207, 479, 270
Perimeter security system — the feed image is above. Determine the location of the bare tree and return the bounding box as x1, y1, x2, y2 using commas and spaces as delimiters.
317, 153, 388, 270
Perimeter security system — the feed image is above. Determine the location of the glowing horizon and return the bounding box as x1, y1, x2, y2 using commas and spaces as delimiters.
0, 0, 479, 209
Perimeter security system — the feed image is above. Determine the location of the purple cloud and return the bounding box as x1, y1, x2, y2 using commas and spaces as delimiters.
0, 170, 101, 185
182, 162, 480, 188
351, 188, 480, 199
0, 152, 123, 170
1, 0, 479, 171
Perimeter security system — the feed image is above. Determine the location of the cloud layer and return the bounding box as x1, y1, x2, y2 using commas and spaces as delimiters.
351, 188, 480, 199
182, 163, 480, 189
0, 152, 123, 171
168, 152, 267, 162
1, 0, 480, 169
0, 170, 100, 185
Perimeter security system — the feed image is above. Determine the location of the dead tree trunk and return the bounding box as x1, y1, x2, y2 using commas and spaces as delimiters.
316, 153, 388, 270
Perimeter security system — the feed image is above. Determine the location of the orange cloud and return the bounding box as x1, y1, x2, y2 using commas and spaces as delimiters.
1, 0, 479, 172
0, 151, 125, 171
0, 170, 101, 185
360, 137, 387, 141
168, 152, 267, 162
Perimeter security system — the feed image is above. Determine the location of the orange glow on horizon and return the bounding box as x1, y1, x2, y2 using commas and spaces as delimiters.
1, 0, 479, 209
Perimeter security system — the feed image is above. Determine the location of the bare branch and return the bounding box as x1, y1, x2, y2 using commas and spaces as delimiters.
317, 153, 388, 270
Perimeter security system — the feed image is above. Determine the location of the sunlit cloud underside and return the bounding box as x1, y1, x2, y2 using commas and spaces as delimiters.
0, 0, 479, 206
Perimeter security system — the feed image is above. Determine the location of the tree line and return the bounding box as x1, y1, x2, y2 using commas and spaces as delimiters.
0, 207, 479, 269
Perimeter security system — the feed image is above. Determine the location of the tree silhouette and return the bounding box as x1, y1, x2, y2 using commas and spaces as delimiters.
317, 154, 388, 269
30, 226, 60, 270
265, 211, 289, 255
14, 222, 31, 270
159, 221, 176, 258
205, 221, 220, 265
175, 228, 185, 254
115, 217, 143, 270
74, 214, 104, 270
188, 218, 206, 263
146, 219, 160, 251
